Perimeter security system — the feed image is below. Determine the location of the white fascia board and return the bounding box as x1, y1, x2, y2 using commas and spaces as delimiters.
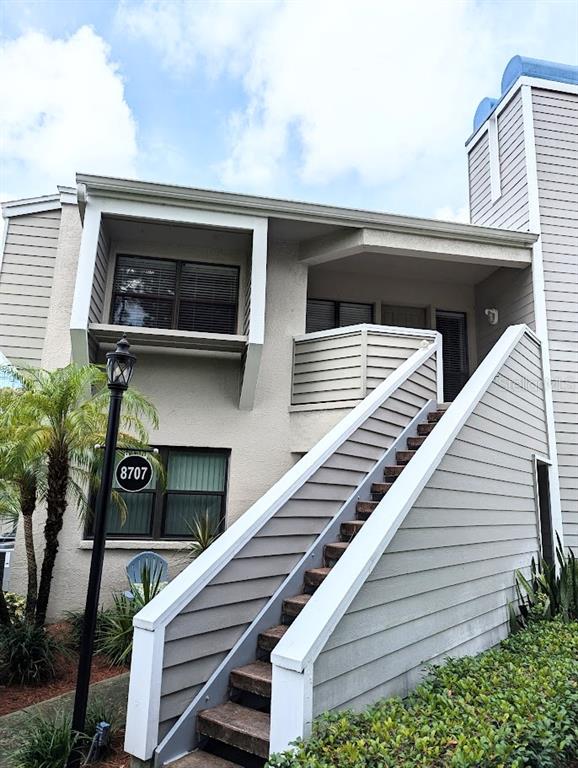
271, 325, 530, 673
1, 194, 61, 218
58, 185, 78, 205
133, 341, 436, 632
520, 85, 564, 547
76, 173, 536, 249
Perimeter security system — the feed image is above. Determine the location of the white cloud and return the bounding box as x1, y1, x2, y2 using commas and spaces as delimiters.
433, 205, 470, 224
0, 26, 138, 197
117, 0, 577, 196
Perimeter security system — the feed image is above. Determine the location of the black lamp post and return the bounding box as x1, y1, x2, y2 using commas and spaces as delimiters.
68, 335, 136, 767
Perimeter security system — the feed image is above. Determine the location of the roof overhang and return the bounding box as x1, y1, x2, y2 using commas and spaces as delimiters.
76, 173, 538, 251
300, 226, 533, 270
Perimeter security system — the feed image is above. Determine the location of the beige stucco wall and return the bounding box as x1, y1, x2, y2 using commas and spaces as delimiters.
10, 239, 353, 618
307, 267, 478, 373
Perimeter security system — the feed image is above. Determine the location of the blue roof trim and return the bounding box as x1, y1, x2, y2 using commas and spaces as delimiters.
470, 55, 578, 135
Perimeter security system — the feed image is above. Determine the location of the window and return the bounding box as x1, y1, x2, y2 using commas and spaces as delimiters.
306, 299, 373, 333
536, 460, 554, 568
111, 255, 240, 335
88, 448, 229, 540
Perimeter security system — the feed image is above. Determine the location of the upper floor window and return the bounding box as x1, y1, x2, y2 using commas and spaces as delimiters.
306, 299, 374, 333
111, 255, 240, 335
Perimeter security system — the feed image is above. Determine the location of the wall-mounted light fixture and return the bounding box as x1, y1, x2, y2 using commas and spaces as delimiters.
484, 308, 499, 326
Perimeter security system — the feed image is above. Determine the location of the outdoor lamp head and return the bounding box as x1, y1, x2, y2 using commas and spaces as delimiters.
106, 334, 136, 390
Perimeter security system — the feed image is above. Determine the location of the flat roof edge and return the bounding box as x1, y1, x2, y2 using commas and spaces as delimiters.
77, 173, 538, 249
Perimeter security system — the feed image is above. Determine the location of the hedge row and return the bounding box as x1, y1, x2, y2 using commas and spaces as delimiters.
267, 620, 578, 768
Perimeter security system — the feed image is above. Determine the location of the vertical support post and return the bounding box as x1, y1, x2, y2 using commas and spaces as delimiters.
435, 334, 444, 404
67, 389, 123, 766
360, 326, 368, 397
269, 663, 313, 756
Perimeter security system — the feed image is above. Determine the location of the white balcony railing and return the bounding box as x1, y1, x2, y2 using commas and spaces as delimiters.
291, 324, 442, 408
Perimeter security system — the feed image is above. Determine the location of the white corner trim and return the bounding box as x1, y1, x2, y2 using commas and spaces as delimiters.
488, 114, 502, 202
271, 324, 531, 675
58, 185, 78, 206
294, 323, 439, 344
69, 205, 102, 364
124, 625, 165, 759
239, 217, 268, 410
132, 341, 437, 633
269, 664, 313, 756
520, 84, 564, 547
435, 334, 444, 404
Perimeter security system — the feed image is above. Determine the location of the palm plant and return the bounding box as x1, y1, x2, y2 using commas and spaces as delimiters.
0, 387, 46, 622
183, 510, 222, 561
3, 363, 158, 627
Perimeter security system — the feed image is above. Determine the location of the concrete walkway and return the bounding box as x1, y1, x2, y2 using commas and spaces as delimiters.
0, 672, 129, 767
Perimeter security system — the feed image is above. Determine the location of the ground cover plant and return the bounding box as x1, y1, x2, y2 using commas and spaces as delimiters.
267, 620, 578, 768
10, 697, 121, 768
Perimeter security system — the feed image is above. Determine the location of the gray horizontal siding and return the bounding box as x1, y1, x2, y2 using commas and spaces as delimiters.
474, 266, 535, 362
533, 87, 578, 550
88, 223, 109, 324
468, 92, 529, 230
313, 333, 545, 715
292, 330, 434, 406
0, 210, 61, 365
158, 357, 438, 737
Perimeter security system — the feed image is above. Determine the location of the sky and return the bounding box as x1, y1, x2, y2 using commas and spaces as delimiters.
1, 0, 577, 224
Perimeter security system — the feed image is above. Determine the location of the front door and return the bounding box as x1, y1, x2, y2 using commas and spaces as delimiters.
435, 310, 469, 401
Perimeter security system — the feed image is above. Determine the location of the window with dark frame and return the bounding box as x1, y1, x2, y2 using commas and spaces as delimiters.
111, 255, 240, 335
306, 299, 374, 333
87, 448, 229, 540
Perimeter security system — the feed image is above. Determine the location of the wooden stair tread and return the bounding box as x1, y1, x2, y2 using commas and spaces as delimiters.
198, 702, 270, 758
170, 751, 242, 768
427, 410, 445, 422
304, 567, 331, 588
283, 593, 312, 615
258, 624, 288, 651
341, 519, 364, 538
418, 422, 436, 435
407, 436, 426, 449
230, 661, 272, 697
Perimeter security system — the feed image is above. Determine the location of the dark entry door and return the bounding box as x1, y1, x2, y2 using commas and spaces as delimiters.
435, 310, 469, 401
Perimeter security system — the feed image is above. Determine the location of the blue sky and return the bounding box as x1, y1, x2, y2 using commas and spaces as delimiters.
1, 0, 577, 221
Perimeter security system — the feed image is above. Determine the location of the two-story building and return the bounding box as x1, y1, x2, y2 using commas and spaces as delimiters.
1, 56, 576, 767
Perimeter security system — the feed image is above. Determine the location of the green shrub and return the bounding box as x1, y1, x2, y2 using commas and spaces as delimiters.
268, 621, 578, 768
0, 619, 61, 685
63, 607, 108, 651
4, 591, 25, 623
10, 699, 119, 768
96, 565, 164, 666
10, 711, 79, 768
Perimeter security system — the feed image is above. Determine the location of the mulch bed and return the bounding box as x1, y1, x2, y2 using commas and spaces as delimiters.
0, 622, 125, 717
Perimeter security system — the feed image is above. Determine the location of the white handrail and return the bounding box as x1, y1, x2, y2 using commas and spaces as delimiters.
294, 323, 439, 344
269, 324, 537, 753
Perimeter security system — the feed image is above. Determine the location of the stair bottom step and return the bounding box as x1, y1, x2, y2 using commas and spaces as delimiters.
198, 702, 270, 759
169, 750, 243, 767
